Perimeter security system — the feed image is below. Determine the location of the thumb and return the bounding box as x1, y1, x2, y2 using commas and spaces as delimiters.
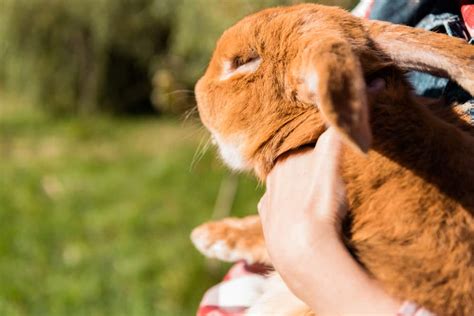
309, 127, 343, 191
257, 192, 268, 217
308, 128, 347, 225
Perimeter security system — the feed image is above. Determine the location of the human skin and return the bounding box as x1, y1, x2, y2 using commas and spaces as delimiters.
258, 128, 402, 316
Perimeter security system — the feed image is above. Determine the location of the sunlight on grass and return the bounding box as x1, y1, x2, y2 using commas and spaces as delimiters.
0, 95, 263, 316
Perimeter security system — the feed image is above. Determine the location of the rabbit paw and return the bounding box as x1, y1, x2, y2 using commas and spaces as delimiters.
191, 215, 270, 265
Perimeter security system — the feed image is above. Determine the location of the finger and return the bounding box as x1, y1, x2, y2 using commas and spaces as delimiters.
367, 77, 386, 94
257, 193, 268, 217
308, 128, 346, 215
310, 128, 342, 182
312, 127, 342, 161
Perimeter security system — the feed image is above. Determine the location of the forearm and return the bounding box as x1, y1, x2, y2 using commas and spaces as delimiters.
278, 226, 401, 316
262, 129, 403, 315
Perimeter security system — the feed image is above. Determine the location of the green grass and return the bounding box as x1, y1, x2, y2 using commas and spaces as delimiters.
0, 96, 263, 316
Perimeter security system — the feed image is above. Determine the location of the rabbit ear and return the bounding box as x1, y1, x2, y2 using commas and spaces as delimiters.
294, 37, 371, 153
366, 20, 474, 95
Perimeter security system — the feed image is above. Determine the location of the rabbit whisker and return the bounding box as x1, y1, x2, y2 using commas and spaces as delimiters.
165, 89, 195, 96
190, 135, 212, 171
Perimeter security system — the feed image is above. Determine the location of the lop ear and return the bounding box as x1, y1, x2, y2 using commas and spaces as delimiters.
366, 20, 474, 95
293, 37, 371, 153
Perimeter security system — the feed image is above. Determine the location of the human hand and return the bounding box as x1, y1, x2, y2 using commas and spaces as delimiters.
258, 127, 347, 243
257, 127, 348, 295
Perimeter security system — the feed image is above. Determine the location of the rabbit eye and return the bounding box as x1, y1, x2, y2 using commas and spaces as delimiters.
232, 57, 245, 69
220, 53, 261, 81
232, 53, 260, 69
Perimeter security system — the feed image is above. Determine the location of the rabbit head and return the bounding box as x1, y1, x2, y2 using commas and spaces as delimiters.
195, 3, 474, 179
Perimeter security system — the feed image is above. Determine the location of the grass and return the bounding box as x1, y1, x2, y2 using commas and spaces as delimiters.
0, 95, 263, 316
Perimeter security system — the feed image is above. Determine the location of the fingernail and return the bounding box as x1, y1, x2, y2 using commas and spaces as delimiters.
397, 301, 418, 316
367, 77, 386, 93
414, 309, 436, 316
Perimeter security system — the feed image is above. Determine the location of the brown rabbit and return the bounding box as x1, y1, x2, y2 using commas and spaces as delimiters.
191, 4, 474, 315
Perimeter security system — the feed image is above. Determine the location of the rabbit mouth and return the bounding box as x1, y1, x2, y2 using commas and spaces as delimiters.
208, 113, 322, 177
211, 131, 252, 171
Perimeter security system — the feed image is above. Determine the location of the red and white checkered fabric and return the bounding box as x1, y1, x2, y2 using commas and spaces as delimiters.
197, 262, 436, 315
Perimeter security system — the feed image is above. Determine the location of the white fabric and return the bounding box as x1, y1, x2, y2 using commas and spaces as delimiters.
201, 275, 267, 308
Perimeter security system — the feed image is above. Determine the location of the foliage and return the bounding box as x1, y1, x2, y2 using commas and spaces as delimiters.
0, 0, 174, 114
0, 96, 263, 315
0, 0, 357, 115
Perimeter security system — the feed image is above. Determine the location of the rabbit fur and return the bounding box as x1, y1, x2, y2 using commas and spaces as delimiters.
192, 4, 474, 315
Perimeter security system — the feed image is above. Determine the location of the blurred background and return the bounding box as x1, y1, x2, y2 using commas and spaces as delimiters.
0, 0, 357, 315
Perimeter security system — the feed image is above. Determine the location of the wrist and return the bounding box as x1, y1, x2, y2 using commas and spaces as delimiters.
311, 219, 345, 244
280, 229, 400, 315
277, 234, 346, 306
274, 225, 346, 290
